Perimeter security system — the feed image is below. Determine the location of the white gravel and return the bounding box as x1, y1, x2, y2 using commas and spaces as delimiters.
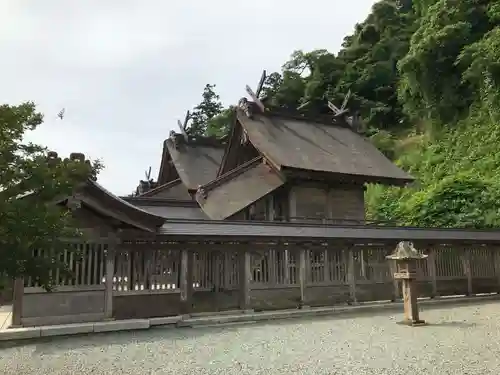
2, 302, 500, 374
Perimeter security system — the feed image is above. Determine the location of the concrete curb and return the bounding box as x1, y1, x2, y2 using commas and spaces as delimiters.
1, 294, 498, 342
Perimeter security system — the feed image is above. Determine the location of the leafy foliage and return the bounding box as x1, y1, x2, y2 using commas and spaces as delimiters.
0, 103, 102, 289
398, 0, 493, 122
260, 1, 416, 131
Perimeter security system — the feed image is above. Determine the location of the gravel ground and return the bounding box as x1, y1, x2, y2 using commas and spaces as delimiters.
2, 302, 500, 375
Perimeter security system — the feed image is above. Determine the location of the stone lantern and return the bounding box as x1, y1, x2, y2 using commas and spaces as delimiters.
386, 241, 428, 326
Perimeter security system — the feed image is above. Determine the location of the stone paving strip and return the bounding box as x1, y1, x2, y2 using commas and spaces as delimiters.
3, 300, 500, 375
0, 294, 498, 343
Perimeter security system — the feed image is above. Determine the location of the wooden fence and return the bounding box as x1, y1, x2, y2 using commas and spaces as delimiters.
18, 241, 500, 324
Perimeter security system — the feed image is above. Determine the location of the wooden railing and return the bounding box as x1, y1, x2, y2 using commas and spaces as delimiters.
27, 241, 500, 299
24, 241, 107, 292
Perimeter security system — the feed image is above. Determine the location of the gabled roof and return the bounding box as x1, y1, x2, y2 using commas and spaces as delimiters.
235, 104, 413, 185
160, 135, 225, 191
196, 157, 285, 220
59, 179, 166, 232
36, 151, 165, 232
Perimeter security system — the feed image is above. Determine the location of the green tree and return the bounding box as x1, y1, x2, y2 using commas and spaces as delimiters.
206, 107, 234, 139
0, 102, 102, 290
186, 84, 224, 138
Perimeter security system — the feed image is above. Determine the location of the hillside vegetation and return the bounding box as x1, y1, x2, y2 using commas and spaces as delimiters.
188, 0, 500, 228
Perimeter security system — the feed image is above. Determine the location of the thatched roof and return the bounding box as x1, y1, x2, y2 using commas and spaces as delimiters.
164, 136, 225, 191
236, 106, 413, 185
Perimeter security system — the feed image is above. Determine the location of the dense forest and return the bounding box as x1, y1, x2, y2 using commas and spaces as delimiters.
186, 0, 500, 229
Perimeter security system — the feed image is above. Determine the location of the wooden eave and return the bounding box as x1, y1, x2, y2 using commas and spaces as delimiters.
281, 167, 413, 187
83, 180, 165, 231
152, 219, 500, 244
157, 140, 179, 185
52, 179, 166, 232
122, 196, 199, 207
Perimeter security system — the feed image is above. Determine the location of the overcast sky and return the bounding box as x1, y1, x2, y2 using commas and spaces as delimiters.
1, 0, 377, 196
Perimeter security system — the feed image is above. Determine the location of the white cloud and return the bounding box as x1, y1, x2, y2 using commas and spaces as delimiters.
0, 0, 377, 195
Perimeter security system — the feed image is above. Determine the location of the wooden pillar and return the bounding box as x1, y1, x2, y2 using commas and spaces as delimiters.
179, 248, 192, 314
269, 249, 277, 286
187, 251, 194, 300
298, 248, 307, 308
239, 250, 251, 310
389, 260, 400, 302
104, 252, 115, 319
104, 234, 118, 320
427, 247, 438, 298
212, 250, 221, 310
347, 247, 357, 304
494, 247, 500, 293
461, 248, 472, 296
402, 275, 420, 322
266, 195, 275, 222
288, 186, 297, 222
360, 248, 366, 279
398, 261, 424, 325
323, 248, 329, 283
11, 278, 24, 327
283, 244, 290, 284
326, 188, 334, 221
223, 252, 230, 289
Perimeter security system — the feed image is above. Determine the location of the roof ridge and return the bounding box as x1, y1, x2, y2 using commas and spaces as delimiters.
165, 133, 227, 148
241, 100, 354, 130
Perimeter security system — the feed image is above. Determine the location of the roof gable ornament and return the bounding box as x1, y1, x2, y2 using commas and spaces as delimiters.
66, 194, 82, 211
238, 97, 253, 118
169, 110, 191, 150
197, 185, 207, 201
176, 110, 190, 142
243, 70, 267, 115
327, 89, 351, 118
136, 166, 158, 195
326, 90, 364, 133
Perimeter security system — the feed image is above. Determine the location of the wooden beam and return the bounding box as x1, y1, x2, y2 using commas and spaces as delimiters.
297, 101, 310, 111
176, 121, 187, 142
255, 70, 267, 98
